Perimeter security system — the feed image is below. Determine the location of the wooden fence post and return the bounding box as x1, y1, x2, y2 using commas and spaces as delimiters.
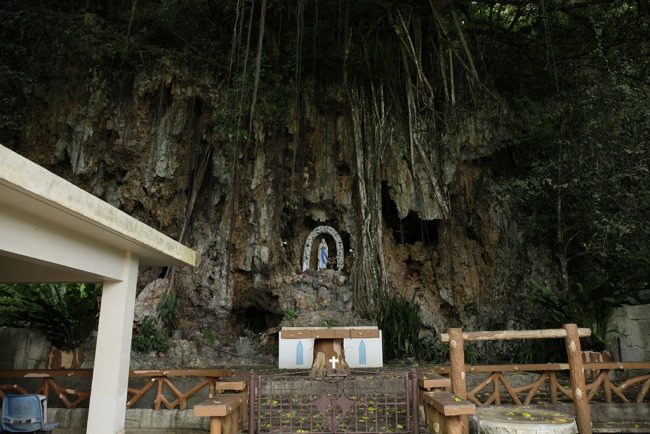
563, 323, 592, 434
448, 328, 467, 399
448, 328, 468, 434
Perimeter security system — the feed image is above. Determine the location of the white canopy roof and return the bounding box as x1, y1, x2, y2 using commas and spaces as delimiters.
0, 144, 195, 282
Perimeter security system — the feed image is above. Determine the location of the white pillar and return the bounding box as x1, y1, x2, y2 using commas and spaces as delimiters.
87, 251, 139, 434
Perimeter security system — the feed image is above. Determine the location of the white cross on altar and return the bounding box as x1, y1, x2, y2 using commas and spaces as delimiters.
329, 356, 339, 369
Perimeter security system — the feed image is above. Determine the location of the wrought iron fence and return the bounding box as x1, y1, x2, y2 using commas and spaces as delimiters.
249, 369, 419, 434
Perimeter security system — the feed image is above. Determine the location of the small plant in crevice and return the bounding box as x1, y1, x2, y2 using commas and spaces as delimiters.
203, 330, 217, 347
324, 319, 338, 328
282, 307, 299, 321
132, 316, 169, 353
157, 291, 181, 332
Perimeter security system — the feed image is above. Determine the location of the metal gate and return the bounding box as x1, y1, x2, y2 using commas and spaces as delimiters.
248, 369, 419, 434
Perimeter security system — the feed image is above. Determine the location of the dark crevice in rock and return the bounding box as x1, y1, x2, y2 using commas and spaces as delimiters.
382, 182, 439, 245
230, 306, 282, 335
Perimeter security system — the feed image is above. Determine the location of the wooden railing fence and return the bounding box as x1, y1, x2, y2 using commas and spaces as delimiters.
422, 362, 650, 405
0, 330, 648, 434
439, 324, 612, 434
0, 368, 235, 410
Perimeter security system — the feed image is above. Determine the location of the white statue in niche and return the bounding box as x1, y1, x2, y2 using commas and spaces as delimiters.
317, 239, 328, 270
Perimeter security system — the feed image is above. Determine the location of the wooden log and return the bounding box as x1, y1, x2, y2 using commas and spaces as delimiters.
440, 328, 591, 342
423, 392, 475, 434
419, 373, 452, 390
549, 372, 559, 405
465, 363, 570, 372
154, 378, 164, 410
522, 373, 547, 406
446, 417, 463, 434
0, 369, 94, 378
216, 373, 247, 392
223, 412, 233, 434
587, 372, 607, 401
603, 376, 613, 403
423, 401, 439, 433
448, 328, 468, 434
194, 394, 245, 417
496, 373, 521, 406
448, 328, 467, 399
425, 392, 476, 416
583, 361, 650, 370
127, 379, 156, 408
637, 378, 650, 403
564, 323, 592, 434
129, 369, 235, 378
210, 417, 222, 434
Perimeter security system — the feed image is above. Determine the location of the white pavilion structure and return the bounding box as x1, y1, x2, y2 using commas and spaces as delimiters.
0, 144, 196, 434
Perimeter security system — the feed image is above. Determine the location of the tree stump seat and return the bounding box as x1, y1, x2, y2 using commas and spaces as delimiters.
470, 407, 577, 434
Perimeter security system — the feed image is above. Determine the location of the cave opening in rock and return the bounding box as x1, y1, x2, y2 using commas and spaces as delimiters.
381, 183, 439, 245
231, 306, 282, 335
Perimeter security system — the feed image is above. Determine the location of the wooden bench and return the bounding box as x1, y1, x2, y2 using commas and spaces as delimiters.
194, 393, 246, 434
420, 391, 476, 434
216, 373, 248, 424
215, 373, 247, 393
419, 372, 452, 391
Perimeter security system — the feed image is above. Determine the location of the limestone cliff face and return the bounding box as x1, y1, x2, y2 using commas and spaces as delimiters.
7, 66, 554, 342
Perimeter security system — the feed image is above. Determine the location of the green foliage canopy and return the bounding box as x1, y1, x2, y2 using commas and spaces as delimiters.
0, 283, 102, 351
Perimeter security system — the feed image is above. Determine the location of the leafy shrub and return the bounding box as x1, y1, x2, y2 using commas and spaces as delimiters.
157, 291, 181, 330
418, 335, 450, 364
524, 280, 646, 350
0, 283, 101, 351
507, 339, 566, 364
376, 294, 480, 364
419, 334, 480, 365
377, 294, 423, 361
132, 316, 169, 353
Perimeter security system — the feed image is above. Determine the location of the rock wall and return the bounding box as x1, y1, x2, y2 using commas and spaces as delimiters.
607, 304, 650, 361
0, 327, 51, 369
5, 65, 554, 351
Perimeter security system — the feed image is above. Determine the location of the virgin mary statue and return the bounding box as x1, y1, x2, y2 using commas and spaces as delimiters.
317, 239, 328, 270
